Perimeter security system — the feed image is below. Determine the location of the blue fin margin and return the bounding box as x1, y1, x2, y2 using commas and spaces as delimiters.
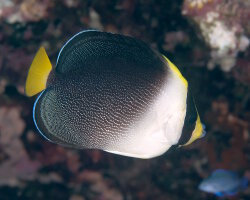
56, 29, 99, 65
33, 90, 53, 142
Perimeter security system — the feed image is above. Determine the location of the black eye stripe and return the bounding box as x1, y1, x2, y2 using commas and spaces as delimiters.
178, 87, 197, 145
188, 114, 196, 124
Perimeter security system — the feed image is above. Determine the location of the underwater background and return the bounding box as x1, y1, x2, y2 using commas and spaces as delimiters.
0, 0, 249, 199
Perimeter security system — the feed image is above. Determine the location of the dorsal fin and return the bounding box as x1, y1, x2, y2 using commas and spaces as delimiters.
56, 30, 97, 65
55, 30, 165, 74
25, 47, 52, 97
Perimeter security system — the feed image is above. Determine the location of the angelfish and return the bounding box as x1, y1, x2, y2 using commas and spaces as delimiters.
25, 30, 205, 159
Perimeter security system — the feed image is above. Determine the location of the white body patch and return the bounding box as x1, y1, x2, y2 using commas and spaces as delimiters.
105, 66, 187, 159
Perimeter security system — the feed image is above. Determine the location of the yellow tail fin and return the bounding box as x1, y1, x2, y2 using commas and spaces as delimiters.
25, 47, 52, 97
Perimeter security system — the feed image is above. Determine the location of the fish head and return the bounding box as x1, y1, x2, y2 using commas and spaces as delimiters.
198, 179, 218, 194
178, 87, 205, 146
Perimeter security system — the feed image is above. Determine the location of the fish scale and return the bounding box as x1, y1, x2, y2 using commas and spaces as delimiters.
56, 32, 163, 74
36, 63, 164, 150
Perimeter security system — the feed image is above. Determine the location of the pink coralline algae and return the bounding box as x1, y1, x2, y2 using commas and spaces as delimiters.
204, 100, 249, 170
182, 0, 250, 71
0, 45, 33, 91
0, 0, 51, 23
233, 57, 250, 85
0, 107, 41, 186
76, 170, 123, 200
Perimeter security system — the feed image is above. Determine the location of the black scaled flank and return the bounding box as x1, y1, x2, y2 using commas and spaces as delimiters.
34, 31, 170, 151
55, 31, 165, 75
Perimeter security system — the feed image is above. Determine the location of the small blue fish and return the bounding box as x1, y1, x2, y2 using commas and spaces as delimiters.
199, 169, 248, 197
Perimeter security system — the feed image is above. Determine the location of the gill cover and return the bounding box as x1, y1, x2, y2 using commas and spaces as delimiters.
25, 47, 52, 97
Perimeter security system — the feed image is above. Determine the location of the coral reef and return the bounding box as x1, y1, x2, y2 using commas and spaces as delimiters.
183, 0, 250, 71
0, 0, 249, 199
0, 0, 50, 23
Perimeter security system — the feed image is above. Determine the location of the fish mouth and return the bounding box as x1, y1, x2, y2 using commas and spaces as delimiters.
198, 182, 212, 193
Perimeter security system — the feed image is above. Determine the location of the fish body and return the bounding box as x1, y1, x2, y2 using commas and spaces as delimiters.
199, 169, 248, 197
25, 30, 204, 159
